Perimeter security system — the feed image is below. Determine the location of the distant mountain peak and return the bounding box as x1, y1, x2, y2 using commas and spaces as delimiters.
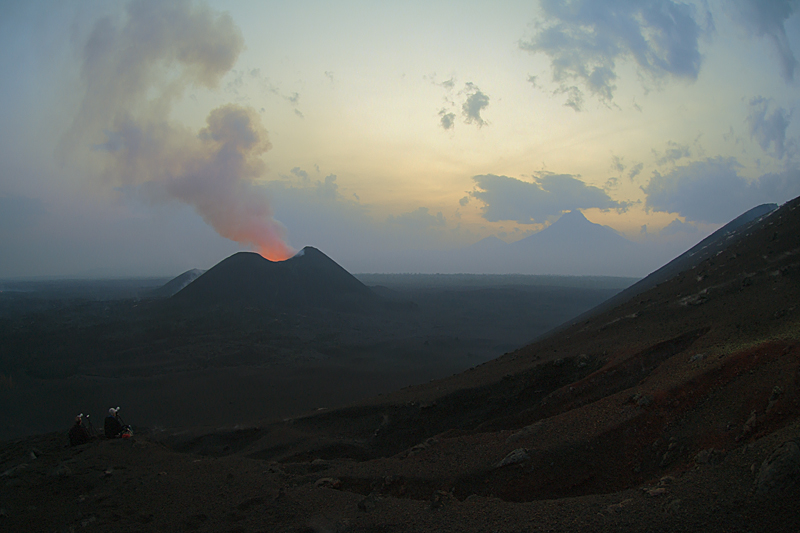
515, 209, 627, 245
549, 210, 604, 231
559, 209, 588, 221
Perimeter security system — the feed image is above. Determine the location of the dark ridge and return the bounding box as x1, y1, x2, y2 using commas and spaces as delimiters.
170, 246, 378, 312
151, 268, 205, 298
553, 202, 779, 332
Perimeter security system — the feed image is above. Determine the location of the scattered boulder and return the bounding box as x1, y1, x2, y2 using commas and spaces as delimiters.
266, 464, 284, 475
1, 463, 28, 478
404, 437, 438, 458
605, 498, 634, 514
695, 448, 726, 465
633, 394, 653, 407
741, 410, 758, 437
429, 490, 455, 510
688, 353, 706, 363
755, 440, 800, 496
660, 440, 683, 467
681, 291, 708, 306
493, 448, 530, 469
358, 492, 379, 512
663, 499, 682, 514
766, 386, 784, 413
314, 477, 341, 489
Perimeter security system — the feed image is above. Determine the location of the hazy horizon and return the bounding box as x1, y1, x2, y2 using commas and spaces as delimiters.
1, 1, 798, 278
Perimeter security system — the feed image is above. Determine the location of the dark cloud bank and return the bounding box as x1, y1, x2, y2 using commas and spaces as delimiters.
644, 157, 800, 224
522, 0, 799, 109
729, 0, 800, 81
521, 0, 709, 109
471, 173, 625, 224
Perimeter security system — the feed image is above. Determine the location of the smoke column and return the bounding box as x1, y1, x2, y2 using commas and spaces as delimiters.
66, 0, 294, 260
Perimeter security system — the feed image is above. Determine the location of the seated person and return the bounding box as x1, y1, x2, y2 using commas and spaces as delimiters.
69, 414, 91, 446
104, 407, 131, 438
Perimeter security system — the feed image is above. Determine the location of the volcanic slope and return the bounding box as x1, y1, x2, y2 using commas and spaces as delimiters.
4, 199, 800, 532
150, 268, 205, 298
575, 202, 779, 322
171, 246, 377, 311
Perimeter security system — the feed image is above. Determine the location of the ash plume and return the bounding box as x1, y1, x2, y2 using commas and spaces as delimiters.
66, 0, 294, 260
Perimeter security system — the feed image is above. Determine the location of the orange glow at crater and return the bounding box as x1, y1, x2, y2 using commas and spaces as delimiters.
257, 242, 296, 261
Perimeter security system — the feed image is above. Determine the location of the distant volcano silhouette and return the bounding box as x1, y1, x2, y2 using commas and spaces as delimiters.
153, 268, 206, 298
172, 247, 376, 311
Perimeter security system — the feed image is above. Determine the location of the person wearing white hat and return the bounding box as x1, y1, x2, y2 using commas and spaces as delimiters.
104, 407, 127, 438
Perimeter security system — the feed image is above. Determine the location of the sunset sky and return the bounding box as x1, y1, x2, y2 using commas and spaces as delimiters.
1, 0, 798, 277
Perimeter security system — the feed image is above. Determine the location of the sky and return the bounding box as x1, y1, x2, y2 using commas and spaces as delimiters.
0, 0, 799, 278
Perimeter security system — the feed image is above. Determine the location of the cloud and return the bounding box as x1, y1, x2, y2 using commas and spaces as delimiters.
461, 82, 490, 127
611, 154, 626, 174
286, 91, 304, 117
747, 96, 794, 160
729, 0, 799, 81
439, 108, 456, 130
659, 217, 699, 236
316, 174, 339, 199
387, 207, 446, 230
628, 162, 644, 180
65, 0, 294, 261
290, 167, 310, 182
556, 86, 584, 112
643, 156, 800, 223
471, 173, 625, 224
654, 140, 693, 166
521, 0, 709, 105
436, 81, 490, 129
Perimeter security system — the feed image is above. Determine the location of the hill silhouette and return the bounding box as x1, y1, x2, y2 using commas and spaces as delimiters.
508, 209, 638, 275
151, 268, 205, 298
422, 209, 644, 275
171, 246, 377, 311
